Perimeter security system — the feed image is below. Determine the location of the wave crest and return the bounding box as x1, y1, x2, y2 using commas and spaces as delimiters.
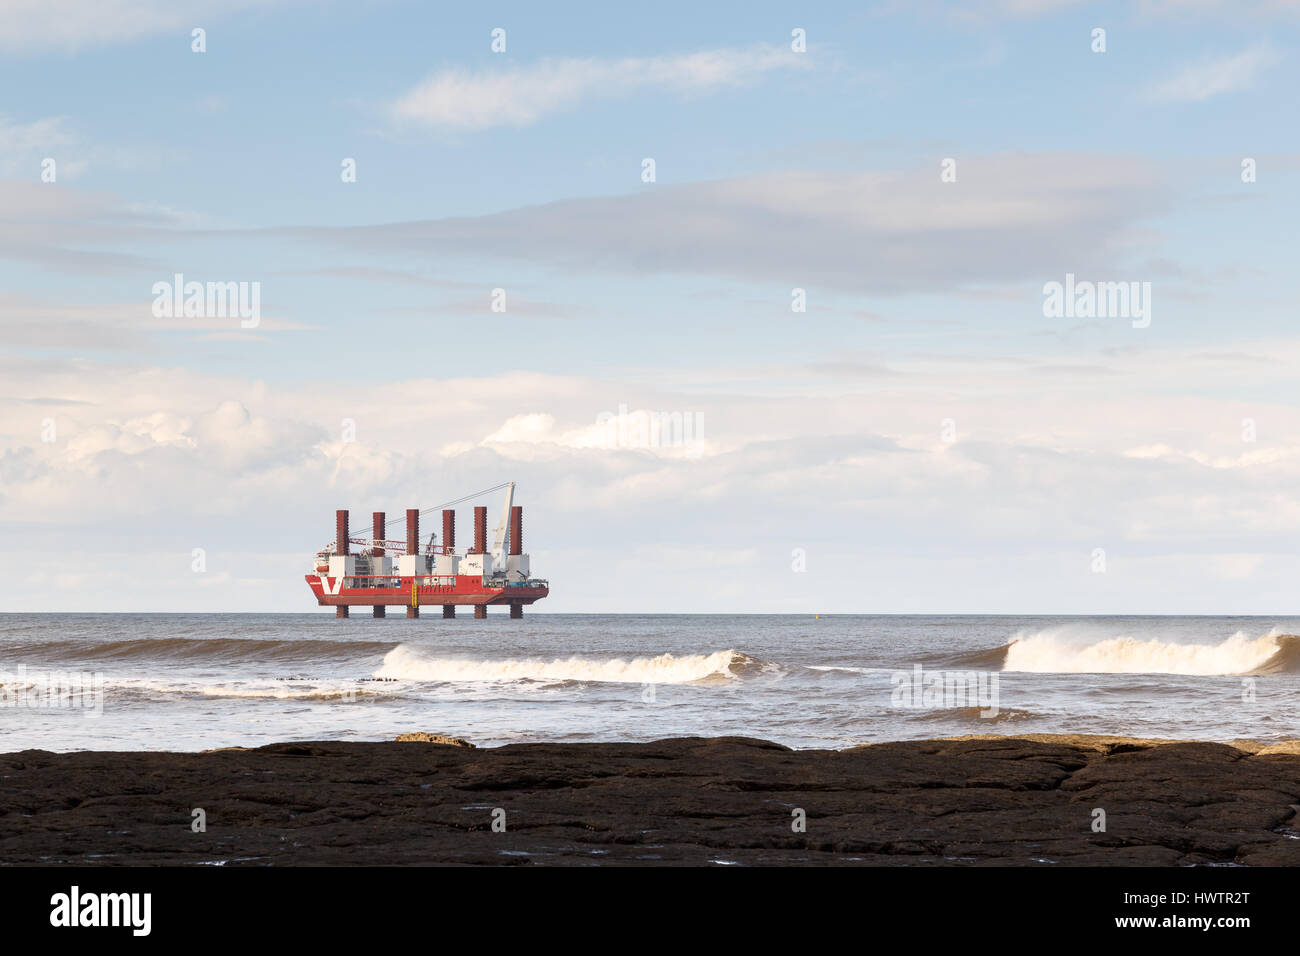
21, 637, 396, 664
373, 646, 762, 684
938, 644, 1015, 669
1001, 630, 1300, 676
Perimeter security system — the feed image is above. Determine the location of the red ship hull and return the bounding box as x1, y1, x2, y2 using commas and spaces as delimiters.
304, 574, 548, 607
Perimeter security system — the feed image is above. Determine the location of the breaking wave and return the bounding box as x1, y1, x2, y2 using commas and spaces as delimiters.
373, 646, 766, 684
0, 674, 396, 702
187, 682, 388, 701
1000, 630, 1300, 676
937, 644, 1015, 669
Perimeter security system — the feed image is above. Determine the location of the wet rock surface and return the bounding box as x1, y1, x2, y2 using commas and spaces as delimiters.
392, 733, 475, 748
4, 735, 1300, 866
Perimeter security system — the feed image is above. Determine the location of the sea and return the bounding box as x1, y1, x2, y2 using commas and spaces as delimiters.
2, 613, 1299, 753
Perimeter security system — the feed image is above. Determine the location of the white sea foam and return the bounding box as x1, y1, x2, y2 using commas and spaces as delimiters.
193, 682, 378, 701
373, 646, 749, 684
1002, 629, 1285, 675
88, 677, 392, 702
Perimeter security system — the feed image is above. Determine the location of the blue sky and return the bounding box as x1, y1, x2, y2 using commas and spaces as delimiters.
1, 0, 1298, 612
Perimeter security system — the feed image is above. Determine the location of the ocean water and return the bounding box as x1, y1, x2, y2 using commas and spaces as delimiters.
2, 613, 1300, 752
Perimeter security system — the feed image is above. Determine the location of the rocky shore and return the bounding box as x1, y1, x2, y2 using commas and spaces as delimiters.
5, 733, 1300, 865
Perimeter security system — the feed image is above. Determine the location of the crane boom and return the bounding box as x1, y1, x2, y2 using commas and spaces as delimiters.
490, 481, 515, 568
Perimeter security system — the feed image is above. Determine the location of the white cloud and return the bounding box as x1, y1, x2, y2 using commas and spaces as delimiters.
0, 153, 1174, 298
466, 411, 725, 460
389, 45, 812, 129
0, 183, 202, 275
0, 116, 77, 178
0, 118, 179, 182
993, 0, 1085, 14
0, 115, 73, 153
286, 154, 1170, 295
0, 293, 314, 352
950, 0, 1300, 21
1146, 44, 1280, 102
5, 338, 1300, 610
0, 0, 293, 54
1136, 0, 1300, 20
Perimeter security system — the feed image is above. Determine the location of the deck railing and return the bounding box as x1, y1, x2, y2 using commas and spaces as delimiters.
335, 575, 548, 589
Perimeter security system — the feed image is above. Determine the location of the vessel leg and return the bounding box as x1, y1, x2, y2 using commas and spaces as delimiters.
442, 605, 455, 618
336, 606, 349, 619
407, 606, 419, 619
473, 605, 487, 619
509, 603, 522, 619
373, 606, 385, 618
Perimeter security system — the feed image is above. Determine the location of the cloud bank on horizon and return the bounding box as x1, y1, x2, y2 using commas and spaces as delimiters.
0, 0, 1297, 612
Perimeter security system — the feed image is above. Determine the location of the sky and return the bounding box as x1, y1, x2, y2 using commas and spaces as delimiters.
0, 0, 1298, 613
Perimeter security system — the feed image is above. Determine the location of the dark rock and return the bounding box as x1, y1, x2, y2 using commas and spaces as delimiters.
394, 733, 475, 748
2, 734, 1300, 865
